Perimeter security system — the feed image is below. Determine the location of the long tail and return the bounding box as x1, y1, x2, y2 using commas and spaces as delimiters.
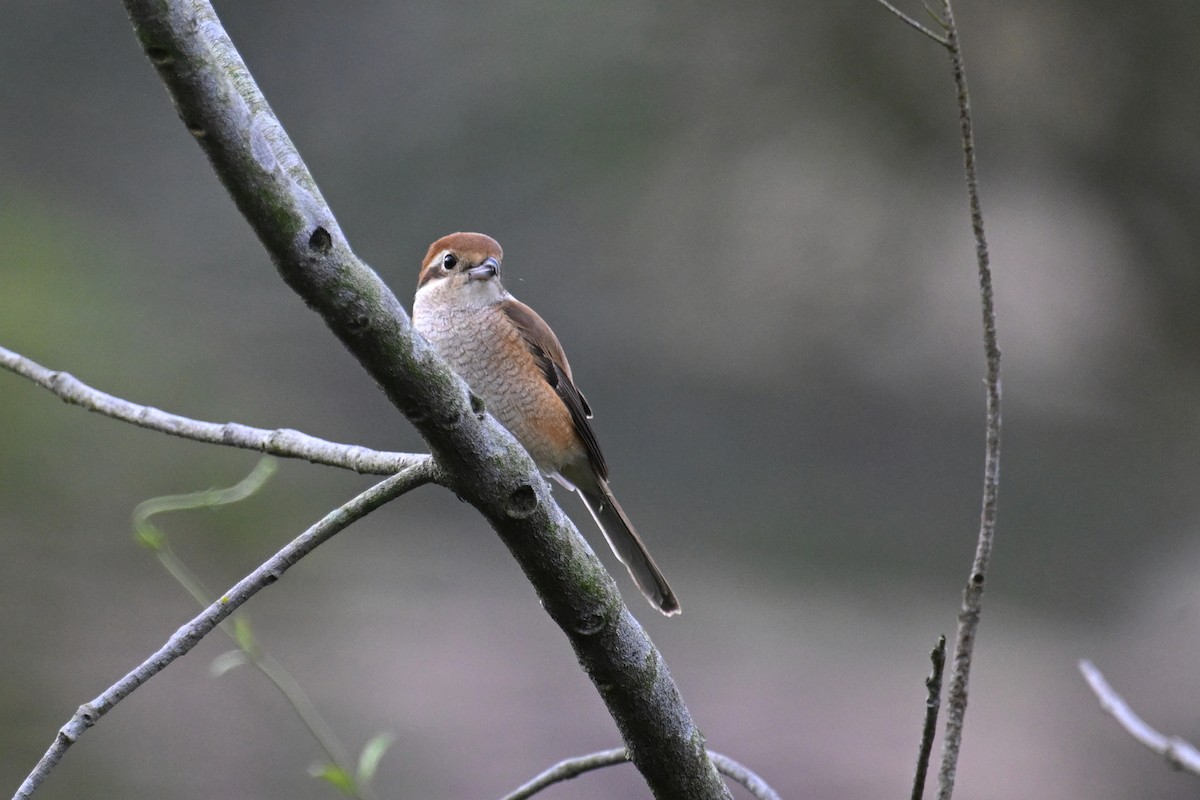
576, 480, 680, 616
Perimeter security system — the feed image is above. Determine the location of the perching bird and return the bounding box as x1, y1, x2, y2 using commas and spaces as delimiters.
412, 232, 679, 615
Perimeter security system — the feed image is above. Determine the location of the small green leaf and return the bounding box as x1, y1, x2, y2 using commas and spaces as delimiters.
232, 616, 256, 653
356, 731, 396, 785
308, 762, 356, 796
135, 524, 164, 550
209, 649, 248, 678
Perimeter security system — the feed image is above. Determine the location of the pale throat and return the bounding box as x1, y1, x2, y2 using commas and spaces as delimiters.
414, 275, 508, 315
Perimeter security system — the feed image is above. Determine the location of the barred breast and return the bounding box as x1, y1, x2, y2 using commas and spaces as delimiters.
413, 299, 582, 473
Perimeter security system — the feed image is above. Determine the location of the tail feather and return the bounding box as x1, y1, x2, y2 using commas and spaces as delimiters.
577, 481, 680, 616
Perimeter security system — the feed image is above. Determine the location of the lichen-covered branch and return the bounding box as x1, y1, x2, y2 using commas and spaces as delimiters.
116, 1, 728, 797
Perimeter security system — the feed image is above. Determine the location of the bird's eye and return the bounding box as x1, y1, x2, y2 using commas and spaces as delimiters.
442, 254, 458, 271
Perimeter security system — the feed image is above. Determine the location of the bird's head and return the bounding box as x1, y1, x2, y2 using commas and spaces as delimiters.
416, 232, 505, 310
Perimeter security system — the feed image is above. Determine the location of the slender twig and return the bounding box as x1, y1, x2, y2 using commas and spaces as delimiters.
120, 1, 731, 797
875, 2, 1001, 799
708, 752, 784, 800
0, 344, 424, 475
932, 3, 1002, 799
874, 0, 950, 47
500, 748, 627, 800
911, 635, 947, 800
13, 463, 435, 800
499, 748, 782, 800
1079, 660, 1200, 776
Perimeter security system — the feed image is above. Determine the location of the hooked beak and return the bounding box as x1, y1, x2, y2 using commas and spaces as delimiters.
466, 257, 499, 282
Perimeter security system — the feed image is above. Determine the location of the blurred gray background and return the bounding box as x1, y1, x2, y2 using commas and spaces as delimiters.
4, 1, 1200, 798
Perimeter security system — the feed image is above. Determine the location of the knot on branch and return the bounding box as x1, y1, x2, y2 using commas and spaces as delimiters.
145, 45, 173, 66
574, 611, 607, 637
468, 391, 486, 418
345, 312, 372, 334
505, 484, 537, 519
396, 400, 429, 424
73, 703, 100, 729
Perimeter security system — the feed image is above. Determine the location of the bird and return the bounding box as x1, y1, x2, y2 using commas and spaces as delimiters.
412, 232, 680, 616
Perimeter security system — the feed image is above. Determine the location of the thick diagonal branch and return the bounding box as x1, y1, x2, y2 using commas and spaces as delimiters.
119, 1, 728, 797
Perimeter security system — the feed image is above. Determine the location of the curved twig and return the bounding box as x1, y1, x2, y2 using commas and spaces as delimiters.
709, 752, 785, 800
1079, 660, 1200, 776
0, 344, 424, 475
933, 3, 1002, 798
499, 747, 782, 800
874, 3, 1002, 799
499, 748, 627, 800
13, 463, 436, 800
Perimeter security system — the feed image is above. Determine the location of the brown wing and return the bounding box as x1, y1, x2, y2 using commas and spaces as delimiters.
500, 298, 608, 480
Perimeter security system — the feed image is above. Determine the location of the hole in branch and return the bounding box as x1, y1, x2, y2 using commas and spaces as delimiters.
308, 226, 332, 253
506, 484, 537, 519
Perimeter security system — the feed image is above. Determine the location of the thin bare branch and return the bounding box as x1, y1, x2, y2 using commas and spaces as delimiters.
873, 0, 950, 48
500, 748, 627, 800
708, 752, 784, 800
499, 748, 782, 800
1079, 660, 1200, 776
0, 345, 424, 475
877, 1, 1002, 797
12, 463, 435, 800
932, 1, 1002, 798
911, 635, 947, 800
